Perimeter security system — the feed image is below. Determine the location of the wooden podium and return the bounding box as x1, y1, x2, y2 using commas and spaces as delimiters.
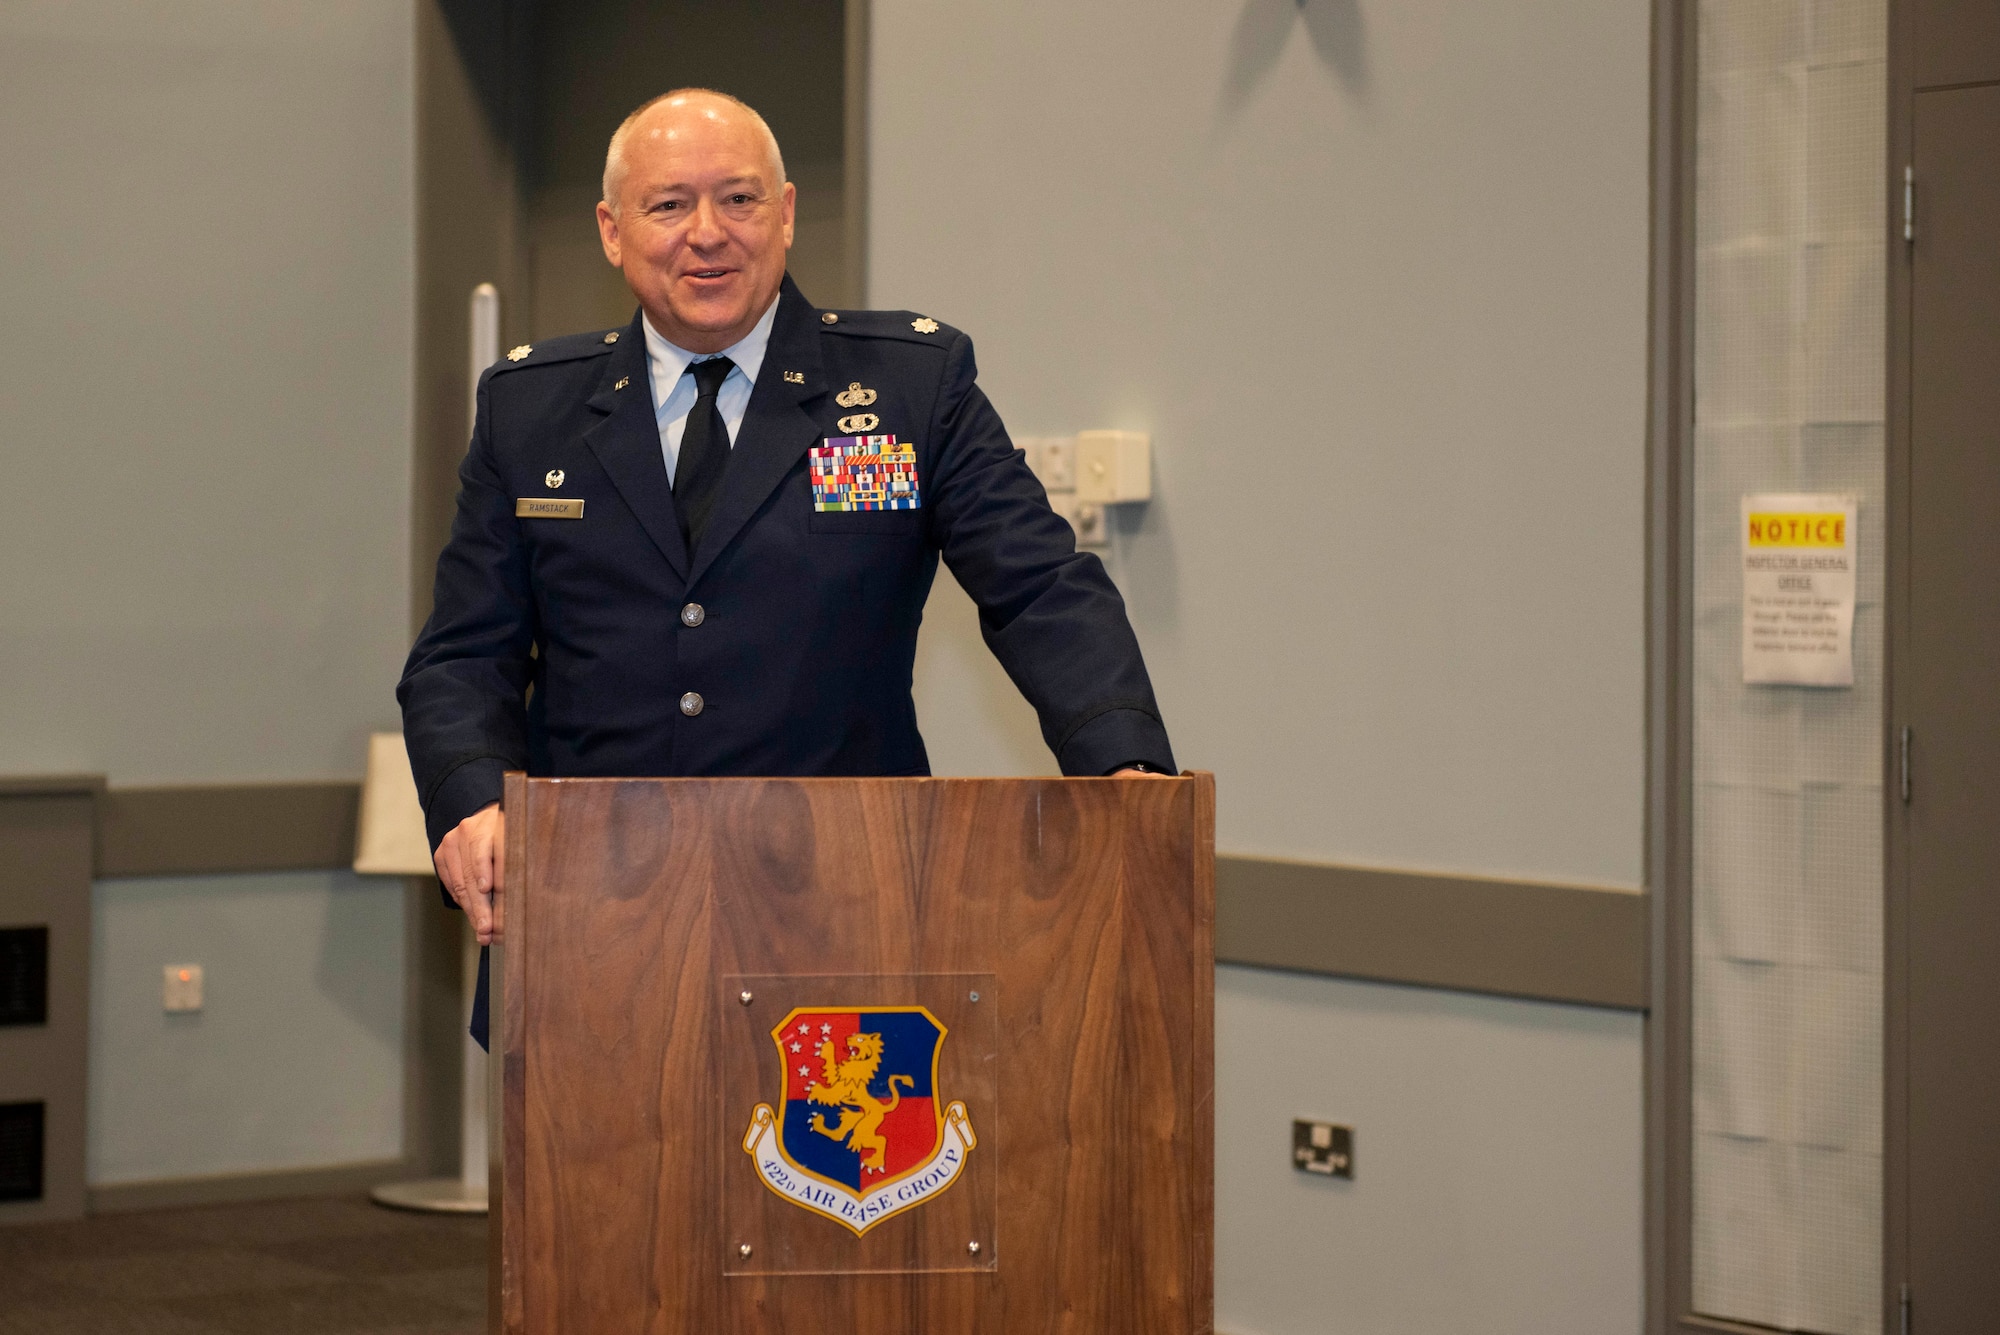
491, 773, 1214, 1333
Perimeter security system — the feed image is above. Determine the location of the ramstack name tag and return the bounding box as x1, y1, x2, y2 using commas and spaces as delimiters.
516, 498, 584, 519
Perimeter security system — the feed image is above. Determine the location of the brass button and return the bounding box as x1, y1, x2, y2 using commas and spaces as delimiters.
821, 312, 838, 325
680, 692, 704, 716
681, 602, 705, 627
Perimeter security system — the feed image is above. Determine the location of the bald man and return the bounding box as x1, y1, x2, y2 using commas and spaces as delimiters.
400, 91, 1174, 1036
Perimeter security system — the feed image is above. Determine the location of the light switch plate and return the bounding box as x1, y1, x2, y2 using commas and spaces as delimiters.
1292, 1119, 1352, 1177
1074, 430, 1151, 503
1034, 436, 1076, 492
163, 964, 203, 1012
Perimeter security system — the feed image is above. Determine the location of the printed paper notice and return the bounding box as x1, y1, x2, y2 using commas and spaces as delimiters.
1741, 494, 1857, 687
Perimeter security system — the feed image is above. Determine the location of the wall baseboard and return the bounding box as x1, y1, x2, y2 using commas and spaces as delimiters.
88, 1157, 409, 1214
1217, 855, 1648, 1010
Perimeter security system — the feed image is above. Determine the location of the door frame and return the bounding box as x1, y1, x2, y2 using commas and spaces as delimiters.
1882, 0, 1914, 1322
1644, 0, 1903, 1330
1641, 0, 1696, 1330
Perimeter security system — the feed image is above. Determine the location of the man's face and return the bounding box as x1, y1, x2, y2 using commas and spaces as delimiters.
596, 99, 795, 354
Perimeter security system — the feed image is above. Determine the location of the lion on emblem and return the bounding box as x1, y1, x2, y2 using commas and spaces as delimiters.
806, 1031, 914, 1174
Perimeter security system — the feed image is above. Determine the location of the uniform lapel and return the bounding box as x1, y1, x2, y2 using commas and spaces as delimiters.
581, 312, 689, 579
687, 276, 826, 586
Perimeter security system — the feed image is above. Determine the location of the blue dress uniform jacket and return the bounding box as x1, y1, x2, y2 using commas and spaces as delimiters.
400, 273, 1174, 848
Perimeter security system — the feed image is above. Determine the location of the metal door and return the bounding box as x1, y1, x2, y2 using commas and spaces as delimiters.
1897, 69, 2000, 1335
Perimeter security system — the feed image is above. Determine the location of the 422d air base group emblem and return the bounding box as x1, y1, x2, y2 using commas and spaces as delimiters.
742, 1006, 976, 1235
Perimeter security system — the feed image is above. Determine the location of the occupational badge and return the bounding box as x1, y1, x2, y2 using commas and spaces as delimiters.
544, 469, 564, 489
809, 435, 921, 511
742, 1006, 976, 1234
834, 381, 878, 408
836, 412, 881, 434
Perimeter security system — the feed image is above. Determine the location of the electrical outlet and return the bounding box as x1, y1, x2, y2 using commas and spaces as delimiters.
1048, 493, 1109, 549
1072, 502, 1108, 548
163, 964, 203, 1012
1292, 1119, 1352, 1177
1036, 436, 1076, 491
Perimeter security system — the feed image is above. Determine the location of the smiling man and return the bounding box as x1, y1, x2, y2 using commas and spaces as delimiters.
399, 90, 1175, 1037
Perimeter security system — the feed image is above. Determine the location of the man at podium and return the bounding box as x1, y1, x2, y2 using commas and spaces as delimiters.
399, 89, 1175, 983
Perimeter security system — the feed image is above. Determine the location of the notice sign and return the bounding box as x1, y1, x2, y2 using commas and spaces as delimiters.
1741, 494, 1857, 687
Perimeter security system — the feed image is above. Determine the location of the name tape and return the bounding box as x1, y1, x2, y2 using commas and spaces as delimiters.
516, 498, 585, 519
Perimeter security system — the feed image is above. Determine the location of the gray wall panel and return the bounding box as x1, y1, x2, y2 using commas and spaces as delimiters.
87, 871, 404, 1185
879, 0, 1651, 891
870, 2, 1653, 1329
1216, 965, 1644, 1335
0, 3, 417, 1189
0, 3, 414, 785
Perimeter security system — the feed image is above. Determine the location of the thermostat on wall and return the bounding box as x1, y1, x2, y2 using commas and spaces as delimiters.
163, 964, 203, 1013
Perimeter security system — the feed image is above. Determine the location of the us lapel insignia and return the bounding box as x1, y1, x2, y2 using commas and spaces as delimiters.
743, 1005, 975, 1234
784, 370, 806, 384
836, 412, 880, 434
506, 344, 532, 362
614, 376, 630, 391
834, 381, 878, 408
911, 318, 939, 334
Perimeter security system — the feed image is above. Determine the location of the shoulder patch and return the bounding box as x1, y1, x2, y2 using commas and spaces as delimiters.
817, 308, 962, 348
487, 327, 623, 376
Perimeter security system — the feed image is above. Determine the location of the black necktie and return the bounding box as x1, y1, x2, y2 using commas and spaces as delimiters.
674, 356, 735, 548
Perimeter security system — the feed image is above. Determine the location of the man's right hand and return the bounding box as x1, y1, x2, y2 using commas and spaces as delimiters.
434, 802, 505, 944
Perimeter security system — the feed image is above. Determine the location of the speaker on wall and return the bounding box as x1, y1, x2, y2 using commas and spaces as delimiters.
0, 1102, 45, 1202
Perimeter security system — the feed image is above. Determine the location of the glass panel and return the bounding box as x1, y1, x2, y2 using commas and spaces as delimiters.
1689, 2, 1885, 1332
719, 973, 998, 1275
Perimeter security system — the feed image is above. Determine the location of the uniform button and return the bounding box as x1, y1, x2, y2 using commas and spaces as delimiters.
680, 691, 704, 716
821, 311, 838, 325
680, 602, 705, 627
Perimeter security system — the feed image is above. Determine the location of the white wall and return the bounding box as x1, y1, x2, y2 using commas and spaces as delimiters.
877, 0, 1649, 890
1217, 967, 1643, 1335
871, 2, 1652, 1329
88, 872, 405, 1184
0, 1, 414, 784
0, 2, 417, 1182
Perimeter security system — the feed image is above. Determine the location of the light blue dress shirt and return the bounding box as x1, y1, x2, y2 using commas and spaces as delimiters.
642, 294, 780, 485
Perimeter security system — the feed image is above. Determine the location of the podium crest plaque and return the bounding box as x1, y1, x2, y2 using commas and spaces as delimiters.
743, 1005, 977, 1234
722, 972, 997, 1274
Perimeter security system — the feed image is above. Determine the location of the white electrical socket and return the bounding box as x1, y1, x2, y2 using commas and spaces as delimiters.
163, 964, 204, 1012
1048, 494, 1109, 549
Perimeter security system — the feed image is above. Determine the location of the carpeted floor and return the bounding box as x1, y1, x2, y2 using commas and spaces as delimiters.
0, 1194, 486, 1334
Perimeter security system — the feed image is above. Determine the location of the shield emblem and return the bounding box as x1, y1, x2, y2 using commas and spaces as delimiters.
742, 1005, 977, 1234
